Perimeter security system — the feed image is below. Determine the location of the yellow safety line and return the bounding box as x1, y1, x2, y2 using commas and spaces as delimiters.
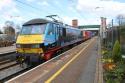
45, 38, 95, 83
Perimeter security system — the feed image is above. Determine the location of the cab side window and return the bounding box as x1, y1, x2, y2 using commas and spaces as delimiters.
48, 23, 54, 35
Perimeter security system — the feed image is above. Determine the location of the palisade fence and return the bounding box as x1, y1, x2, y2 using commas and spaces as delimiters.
120, 25, 125, 55
104, 25, 125, 55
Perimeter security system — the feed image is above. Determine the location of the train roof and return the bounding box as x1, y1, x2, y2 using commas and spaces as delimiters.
23, 18, 81, 31
23, 18, 51, 26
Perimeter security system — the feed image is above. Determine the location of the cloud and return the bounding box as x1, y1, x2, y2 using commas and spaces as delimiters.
37, 1, 49, 7
26, 0, 35, 2
62, 16, 87, 25
68, 6, 76, 13
0, 0, 20, 19
76, 0, 125, 18
62, 15, 113, 26
66, 0, 125, 25
62, 16, 73, 25
0, 0, 13, 10
0, 0, 24, 30
0, 23, 4, 31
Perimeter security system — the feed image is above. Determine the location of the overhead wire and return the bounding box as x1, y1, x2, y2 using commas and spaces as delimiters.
15, 3, 38, 15
15, 0, 87, 24
44, 1, 68, 23
44, 1, 82, 24
15, 0, 51, 15
51, 0, 88, 24
15, 0, 65, 22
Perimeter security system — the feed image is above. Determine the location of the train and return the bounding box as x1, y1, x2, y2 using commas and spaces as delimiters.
82, 31, 92, 40
16, 18, 92, 65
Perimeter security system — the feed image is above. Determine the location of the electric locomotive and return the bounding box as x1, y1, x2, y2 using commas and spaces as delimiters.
16, 18, 83, 64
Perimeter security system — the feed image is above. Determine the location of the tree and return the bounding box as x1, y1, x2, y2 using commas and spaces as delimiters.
116, 14, 125, 26
5, 21, 14, 27
15, 24, 21, 32
0, 30, 3, 34
3, 26, 15, 35
3, 21, 15, 35
112, 40, 121, 63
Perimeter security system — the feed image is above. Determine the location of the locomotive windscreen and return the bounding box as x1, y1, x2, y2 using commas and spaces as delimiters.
20, 24, 46, 35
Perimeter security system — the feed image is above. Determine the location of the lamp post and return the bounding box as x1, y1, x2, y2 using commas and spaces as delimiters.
95, 7, 107, 47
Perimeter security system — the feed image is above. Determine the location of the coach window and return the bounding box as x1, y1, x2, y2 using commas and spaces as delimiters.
47, 23, 54, 35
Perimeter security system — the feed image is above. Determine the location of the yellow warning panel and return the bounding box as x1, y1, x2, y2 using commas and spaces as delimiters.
16, 48, 43, 53
16, 35, 44, 44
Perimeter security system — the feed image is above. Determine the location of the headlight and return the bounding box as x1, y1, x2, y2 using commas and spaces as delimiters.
31, 44, 40, 48
16, 44, 21, 48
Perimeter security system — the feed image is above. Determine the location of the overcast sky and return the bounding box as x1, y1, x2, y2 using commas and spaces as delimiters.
0, 0, 125, 29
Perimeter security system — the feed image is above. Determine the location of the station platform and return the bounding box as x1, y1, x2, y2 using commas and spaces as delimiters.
0, 46, 16, 54
6, 37, 103, 83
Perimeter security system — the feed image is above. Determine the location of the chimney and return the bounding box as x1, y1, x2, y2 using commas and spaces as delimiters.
72, 19, 78, 28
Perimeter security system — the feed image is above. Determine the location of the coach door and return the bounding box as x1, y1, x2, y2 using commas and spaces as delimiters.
54, 24, 63, 46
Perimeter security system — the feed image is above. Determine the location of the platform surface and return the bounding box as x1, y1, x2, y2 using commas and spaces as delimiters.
6, 37, 101, 83
0, 46, 16, 54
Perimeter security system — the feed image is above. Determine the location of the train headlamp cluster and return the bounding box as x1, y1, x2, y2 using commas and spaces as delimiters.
16, 44, 40, 48
16, 44, 21, 48
31, 44, 40, 48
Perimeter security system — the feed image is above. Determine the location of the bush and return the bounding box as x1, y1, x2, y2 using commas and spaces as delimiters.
104, 62, 125, 83
112, 40, 121, 63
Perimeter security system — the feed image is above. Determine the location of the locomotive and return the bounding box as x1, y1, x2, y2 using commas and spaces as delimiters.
16, 18, 90, 65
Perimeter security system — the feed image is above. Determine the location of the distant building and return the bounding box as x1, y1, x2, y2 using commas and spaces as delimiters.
72, 19, 78, 28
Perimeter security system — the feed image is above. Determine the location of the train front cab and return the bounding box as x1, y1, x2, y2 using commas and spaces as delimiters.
16, 22, 62, 64
16, 24, 45, 64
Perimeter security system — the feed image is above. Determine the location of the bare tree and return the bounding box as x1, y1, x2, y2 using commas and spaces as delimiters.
15, 24, 21, 32
3, 26, 15, 35
3, 21, 15, 35
0, 30, 3, 34
5, 21, 14, 27
116, 14, 125, 26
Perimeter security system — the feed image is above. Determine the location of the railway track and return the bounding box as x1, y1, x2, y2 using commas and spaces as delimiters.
0, 61, 29, 82
0, 50, 41, 82
0, 66, 32, 83
0, 61, 17, 71
0, 52, 17, 72
0, 51, 65, 82
0, 52, 16, 62
0, 51, 15, 57
0, 62, 40, 83
0, 52, 19, 82
0, 59, 12, 65
0, 55, 40, 82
